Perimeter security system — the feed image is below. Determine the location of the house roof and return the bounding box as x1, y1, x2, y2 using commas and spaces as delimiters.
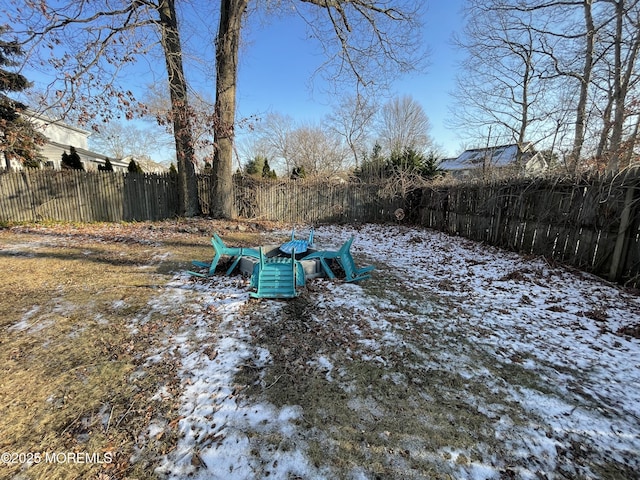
121, 155, 169, 173
438, 157, 468, 171
441, 143, 535, 171
48, 141, 128, 167
25, 108, 92, 137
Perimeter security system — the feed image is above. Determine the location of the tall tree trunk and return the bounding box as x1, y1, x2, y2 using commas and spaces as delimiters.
568, 0, 595, 173
606, 0, 626, 173
158, 0, 199, 217
606, 0, 640, 173
212, 0, 248, 219
622, 113, 640, 168
596, 91, 613, 159
516, 46, 533, 171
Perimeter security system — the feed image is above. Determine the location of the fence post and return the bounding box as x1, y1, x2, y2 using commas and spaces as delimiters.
608, 180, 636, 282
19, 170, 37, 222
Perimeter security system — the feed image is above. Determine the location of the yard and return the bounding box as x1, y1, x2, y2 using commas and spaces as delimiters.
1, 219, 639, 480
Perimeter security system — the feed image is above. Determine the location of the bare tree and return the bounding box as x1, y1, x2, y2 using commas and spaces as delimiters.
599, 0, 640, 172
327, 93, 377, 168
143, 84, 223, 169
152, 0, 198, 214
551, 0, 597, 171
254, 112, 296, 173
236, 134, 274, 173
451, 0, 553, 162
253, 113, 348, 176
88, 120, 171, 160
537, 0, 640, 172
10, 0, 425, 217
507, 0, 640, 172
288, 122, 349, 176
211, 0, 249, 217
378, 95, 432, 156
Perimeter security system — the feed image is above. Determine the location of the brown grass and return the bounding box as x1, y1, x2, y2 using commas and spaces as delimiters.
0, 219, 274, 479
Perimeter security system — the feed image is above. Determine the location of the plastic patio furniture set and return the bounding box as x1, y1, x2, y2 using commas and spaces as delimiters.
188, 229, 374, 299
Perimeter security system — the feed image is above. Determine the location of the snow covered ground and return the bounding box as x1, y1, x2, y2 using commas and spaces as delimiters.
145, 223, 640, 479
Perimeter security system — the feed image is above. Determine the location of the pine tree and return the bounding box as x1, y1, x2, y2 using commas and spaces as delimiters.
420, 152, 442, 179
98, 158, 114, 171
128, 159, 143, 173
61, 146, 84, 170
0, 26, 46, 169
262, 159, 276, 179
355, 143, 385, 181
244, 156, 265, 177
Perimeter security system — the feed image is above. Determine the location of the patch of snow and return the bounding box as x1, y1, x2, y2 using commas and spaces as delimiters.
142, 223, 640, 479
152, 276, 320, 480
8, 305, 41, 332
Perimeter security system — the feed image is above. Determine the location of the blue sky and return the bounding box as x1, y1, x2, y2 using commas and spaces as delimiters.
234, 1, 467, 158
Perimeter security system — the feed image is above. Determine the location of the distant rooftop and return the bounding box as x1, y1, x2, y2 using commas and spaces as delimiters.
440, 143, 535, 171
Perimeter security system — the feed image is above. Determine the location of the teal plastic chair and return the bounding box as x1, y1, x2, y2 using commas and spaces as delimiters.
290, 227, 314, 246
302, 237, 374, 283
280, 227, 315, 256
250, 247, 301, 299
191, 233, 260, 276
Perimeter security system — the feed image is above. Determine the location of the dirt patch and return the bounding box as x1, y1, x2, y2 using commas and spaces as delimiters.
617, 322, 640, 338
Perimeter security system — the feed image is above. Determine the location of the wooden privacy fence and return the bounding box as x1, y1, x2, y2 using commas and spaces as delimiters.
0, 170, 179, 222
417, 168, 640, 287
1, 168, 638, 287
0, 170, 401, 224
230, 176, 402, 223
